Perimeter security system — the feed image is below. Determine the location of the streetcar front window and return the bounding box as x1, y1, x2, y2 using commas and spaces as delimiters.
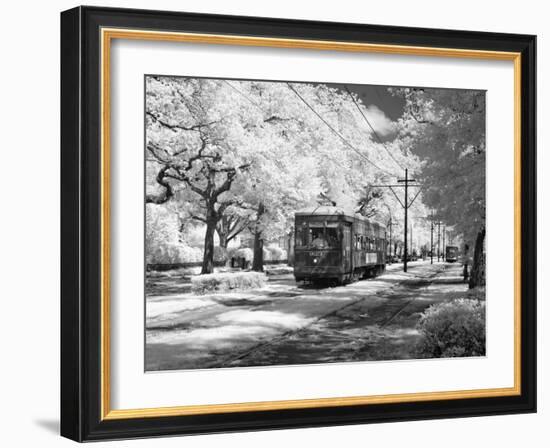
307, 223, 340, 249
296, 226, 305, 248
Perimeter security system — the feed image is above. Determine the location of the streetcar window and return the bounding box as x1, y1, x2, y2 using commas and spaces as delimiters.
307, 224, 339, 249
295, 226, 305, 247
310, 227, 324, 245
325, 227, 338, 247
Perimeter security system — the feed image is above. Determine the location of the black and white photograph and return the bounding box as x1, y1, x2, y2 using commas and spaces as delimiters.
144, 75, 486, 372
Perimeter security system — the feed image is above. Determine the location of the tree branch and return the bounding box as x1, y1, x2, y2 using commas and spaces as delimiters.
146, 111, 218, 132
145, 166, 174, 204
191, 214, 207, 223
227, 217, 251, 242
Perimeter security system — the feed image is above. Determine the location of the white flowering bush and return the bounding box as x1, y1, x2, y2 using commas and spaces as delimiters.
213, 246, 228, 263
234, 247, 253, 261
265, 244, 287, 261
177, 245, 202, 263
146, 204, 204, 264
191, 272, 267, 294
416, 299, 486, 358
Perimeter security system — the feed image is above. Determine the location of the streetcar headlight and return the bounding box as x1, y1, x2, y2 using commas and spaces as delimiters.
313, 258, 318, 264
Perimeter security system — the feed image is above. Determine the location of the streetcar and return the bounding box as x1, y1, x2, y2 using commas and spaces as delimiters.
293, 206, 386, 285
445, 245, 459, 263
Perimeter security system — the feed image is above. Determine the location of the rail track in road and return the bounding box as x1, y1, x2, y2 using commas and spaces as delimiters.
209, 263, 450, 368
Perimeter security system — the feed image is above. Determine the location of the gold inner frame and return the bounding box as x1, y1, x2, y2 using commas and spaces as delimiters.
100, 27, 522, 421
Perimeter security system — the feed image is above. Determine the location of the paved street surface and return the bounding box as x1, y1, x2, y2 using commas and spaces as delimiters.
145, 261, 468, 371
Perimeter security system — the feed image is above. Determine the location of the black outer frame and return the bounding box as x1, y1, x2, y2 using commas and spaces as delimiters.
60, 5, 536, 442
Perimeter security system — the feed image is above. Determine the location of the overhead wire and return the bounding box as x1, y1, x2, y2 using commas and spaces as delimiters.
286, 82, 397, 178
344, 85, 405, 171
224, 80, 352, 174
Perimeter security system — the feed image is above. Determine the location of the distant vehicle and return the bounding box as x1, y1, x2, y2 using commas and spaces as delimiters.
446, 245, 459, 262
294, 206, 386, 285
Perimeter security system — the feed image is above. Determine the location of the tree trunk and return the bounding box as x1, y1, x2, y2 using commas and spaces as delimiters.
287, 229, 294, 267
215, 216, 229, 250
217, 232, 228, 249
201, 208, 217, 275
469, 226, 486, 289
216, 215, 248, 250
252, 203, 265, 272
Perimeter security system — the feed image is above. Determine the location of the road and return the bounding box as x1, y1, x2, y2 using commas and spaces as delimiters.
145, 261, 467, 371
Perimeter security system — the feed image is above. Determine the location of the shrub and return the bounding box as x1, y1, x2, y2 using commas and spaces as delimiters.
466, 286, 486, 301
177, 245, 202, 263
151, 245, 180, 264
266, 244, 287, 261
226, 246, 240, 260
191, 271, 267, 294
416, 299, 486, 358
213, 246, 228, 263
234, 247, 253, 262
264, 265, 294, 275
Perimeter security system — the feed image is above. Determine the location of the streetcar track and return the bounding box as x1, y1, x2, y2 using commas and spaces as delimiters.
379, 267, 446, 328
210, 264, 448, 368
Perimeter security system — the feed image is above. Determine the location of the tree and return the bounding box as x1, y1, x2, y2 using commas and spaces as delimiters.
356, 186, 383, 218
146, 76, 257, 274
393, 88, 486, 287
234, 86, 322, 270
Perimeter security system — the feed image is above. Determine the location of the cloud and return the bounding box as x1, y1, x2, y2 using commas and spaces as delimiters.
363, 105, 397, 137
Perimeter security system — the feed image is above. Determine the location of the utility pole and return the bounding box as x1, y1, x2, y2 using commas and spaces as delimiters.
383, 203, 395, 263
387, 218, 394, 260
410, 222, 413, 257
403, 169, 409, 271
372, 168, 422, 273
437, 221, 441, 263
398, 169, 416, 272
430, 219, 434, 265
443, 225, 446, 261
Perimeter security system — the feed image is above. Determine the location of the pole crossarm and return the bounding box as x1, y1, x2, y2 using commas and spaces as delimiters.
371, 184, 422, 188
388, 186, 405, 209
408, 185, 425, 207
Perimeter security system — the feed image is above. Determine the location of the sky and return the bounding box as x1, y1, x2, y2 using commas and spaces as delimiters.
337, 83, 406, 121
331, 82, 406, 142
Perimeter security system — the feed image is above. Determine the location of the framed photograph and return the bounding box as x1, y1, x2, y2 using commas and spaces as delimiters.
60, 6, 536, 442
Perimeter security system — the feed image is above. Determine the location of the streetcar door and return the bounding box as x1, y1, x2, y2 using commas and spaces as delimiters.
342, 224, 351, 273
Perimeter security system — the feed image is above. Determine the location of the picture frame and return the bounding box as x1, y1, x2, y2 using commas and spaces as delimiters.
60, 5, 536, 442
